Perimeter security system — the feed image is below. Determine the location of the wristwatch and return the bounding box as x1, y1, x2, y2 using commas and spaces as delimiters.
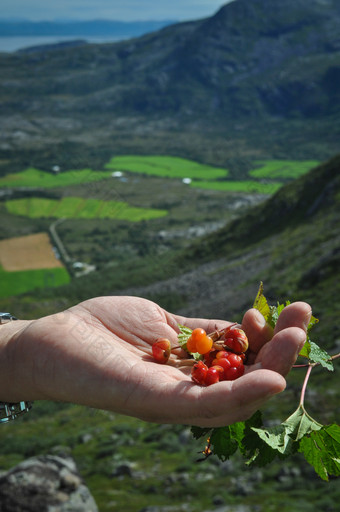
0, 312, 17, 324
0, 312, 33, 422
0, 401, 33, 423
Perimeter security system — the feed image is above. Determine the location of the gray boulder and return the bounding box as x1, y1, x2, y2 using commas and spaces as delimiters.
0, 454, 98, 512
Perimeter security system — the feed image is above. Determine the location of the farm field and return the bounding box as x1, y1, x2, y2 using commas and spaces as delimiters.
0, 167, 113, 188
0, 266, 70, 298
249, 160, 319, 179
0, 156, 319, 196
190, 180, 282, 194
105, 155, 230, 180
0, 233, 69, 298
0, 155, 320, 299
5, 197, 168, 221
0, 233, 63, 271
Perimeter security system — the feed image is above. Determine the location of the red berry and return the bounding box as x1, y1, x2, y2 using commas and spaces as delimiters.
211, 357, 231, 380
215, 350, 233, 359
224, 364, 245, 381
152, 338, 171, 364
222, 327, 248, 354
191, 361, 208, 385
226, 353, 243, 368
205, 366, 223, 386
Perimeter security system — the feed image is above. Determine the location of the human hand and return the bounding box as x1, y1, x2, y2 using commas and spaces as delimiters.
3, 296, 311, 427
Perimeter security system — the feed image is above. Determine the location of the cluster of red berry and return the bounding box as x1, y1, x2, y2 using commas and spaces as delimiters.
151, 324, 249, 386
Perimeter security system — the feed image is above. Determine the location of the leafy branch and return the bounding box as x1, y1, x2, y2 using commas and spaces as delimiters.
191, 282, 340, 481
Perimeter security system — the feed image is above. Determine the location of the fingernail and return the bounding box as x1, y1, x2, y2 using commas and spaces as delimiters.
254, 310, 266, 327
303, 308, 312, 331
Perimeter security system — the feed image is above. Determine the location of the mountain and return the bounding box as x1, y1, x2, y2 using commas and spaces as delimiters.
0, 0, 339, 168
0, 19, 176, 38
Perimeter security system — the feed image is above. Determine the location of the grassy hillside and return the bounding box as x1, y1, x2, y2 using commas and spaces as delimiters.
0, 154, 339, 511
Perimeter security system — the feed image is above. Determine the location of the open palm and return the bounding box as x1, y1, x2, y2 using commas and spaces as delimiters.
7, 296, 311, 427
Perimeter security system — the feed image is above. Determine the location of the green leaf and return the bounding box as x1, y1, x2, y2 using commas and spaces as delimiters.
299, 424, 340, 481
309, 341, 334, 371
252, 405, 322, 456
191, 426, 211, 440
298, 340, 311, 359
252, 423, 296, 456
210, 427, 238, 461
298, 340, 333, 370
177, 324, 192, 346
307, 314, 319, 331
284, 405, 323, 441
253, 282, 270, 320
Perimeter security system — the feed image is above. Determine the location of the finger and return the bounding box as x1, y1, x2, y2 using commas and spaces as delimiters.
174, 369, 286, 427
241, 308, 274, 353
274, 301, 312, 334
255, 326, 307, 376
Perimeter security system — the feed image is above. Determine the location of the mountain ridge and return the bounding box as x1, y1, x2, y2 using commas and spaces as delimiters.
0, 0, 339, 165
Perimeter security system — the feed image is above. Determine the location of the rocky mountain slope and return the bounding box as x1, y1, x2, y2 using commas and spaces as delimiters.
1, 0, 339, 165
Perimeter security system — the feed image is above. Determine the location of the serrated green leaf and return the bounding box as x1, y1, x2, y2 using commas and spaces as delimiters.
252, 423, 296, 455
284, 405, 322, 441
299, 340, 311, 359
307, 315, 319, 331
299, 424, 340, 481
210, 427, 238, 461
191, 425, 211, 440
253, 282, 270, 320
252, 405, 322, 456
309, 341, 334, 371
177, 324, 192, 346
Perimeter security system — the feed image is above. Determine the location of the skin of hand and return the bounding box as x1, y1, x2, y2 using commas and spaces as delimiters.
0, 296, 311, 427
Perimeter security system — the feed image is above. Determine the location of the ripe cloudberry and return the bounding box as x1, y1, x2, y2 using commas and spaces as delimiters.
152, 338, 171, 364
222, 327, 248, 354
191, 361, 208, 385
205, 365, 223, 386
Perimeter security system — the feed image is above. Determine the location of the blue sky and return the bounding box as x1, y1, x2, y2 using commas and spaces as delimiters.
2, 1, 233, 22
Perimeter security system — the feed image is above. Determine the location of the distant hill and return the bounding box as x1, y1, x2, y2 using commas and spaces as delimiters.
0, 0, 339, 167
0, 19, 177, 38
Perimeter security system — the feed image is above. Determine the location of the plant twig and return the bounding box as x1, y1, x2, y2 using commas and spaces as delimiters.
293, 351, 340, 369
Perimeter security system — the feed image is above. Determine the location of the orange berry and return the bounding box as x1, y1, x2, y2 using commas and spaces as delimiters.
186, 336, 197, 353
191, 328, 207, 342
196, 335, 213, 355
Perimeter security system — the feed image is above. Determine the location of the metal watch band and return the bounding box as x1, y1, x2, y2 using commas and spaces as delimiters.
0, 401, 33, 423
0, 312, 18, 324
0, 312, 33, 422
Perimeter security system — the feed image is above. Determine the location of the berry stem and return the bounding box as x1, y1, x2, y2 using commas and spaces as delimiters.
293, 351, 340, 368
299, 364, 313, 408
166, 358, 196, 368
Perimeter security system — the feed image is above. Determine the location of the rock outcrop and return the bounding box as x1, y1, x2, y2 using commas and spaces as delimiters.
0, 454, 98, 512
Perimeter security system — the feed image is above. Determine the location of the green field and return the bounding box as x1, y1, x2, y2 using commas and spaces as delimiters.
105, 155, 229, 180
0, 167, 113, 188
0, 265, 70, 298
0, 158, 319, 194
249, 160, 319, 179
190, 180, 282, 194
5, 197, 168, 221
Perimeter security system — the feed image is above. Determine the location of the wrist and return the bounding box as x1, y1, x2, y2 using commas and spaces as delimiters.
0, 317, 34, 402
